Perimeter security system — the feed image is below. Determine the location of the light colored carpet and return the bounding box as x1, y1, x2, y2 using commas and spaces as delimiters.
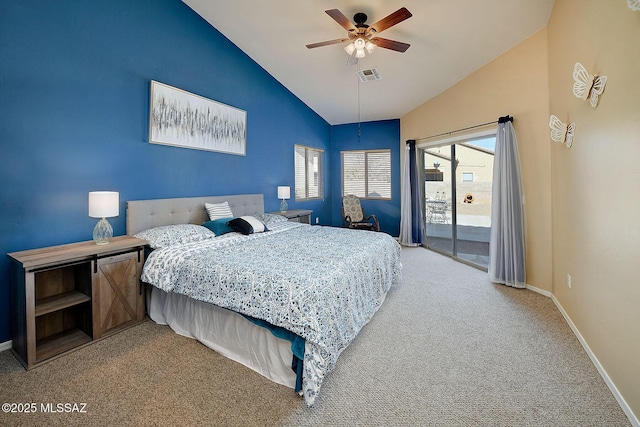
0, 247, 630, 426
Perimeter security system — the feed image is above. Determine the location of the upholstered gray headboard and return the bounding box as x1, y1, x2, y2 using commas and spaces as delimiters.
126, 194, 264, 235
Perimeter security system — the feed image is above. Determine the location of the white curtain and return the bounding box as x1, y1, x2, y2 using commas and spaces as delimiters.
489, 118, 526, 288
399, 140, 424, 246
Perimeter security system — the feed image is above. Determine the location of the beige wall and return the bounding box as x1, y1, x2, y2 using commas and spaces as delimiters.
402, 1, 640, 421
401, 28, 553, 292
547, 0, 640, 419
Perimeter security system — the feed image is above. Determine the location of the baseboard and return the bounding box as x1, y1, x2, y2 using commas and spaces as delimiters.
526, 284, 639, 427
0, 340, 12, 352
525, 284, 553, 298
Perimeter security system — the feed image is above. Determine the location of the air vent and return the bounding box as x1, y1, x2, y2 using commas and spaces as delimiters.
356, 68, 382, 82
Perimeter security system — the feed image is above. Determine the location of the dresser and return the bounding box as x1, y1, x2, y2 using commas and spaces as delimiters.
8, 236, 147, 369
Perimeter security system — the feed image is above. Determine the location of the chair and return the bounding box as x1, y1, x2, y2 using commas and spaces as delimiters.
426, 199, 449, 224
342, 194, 380, 232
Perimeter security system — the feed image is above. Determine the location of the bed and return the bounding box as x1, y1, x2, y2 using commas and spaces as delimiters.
126, 194, 401, 405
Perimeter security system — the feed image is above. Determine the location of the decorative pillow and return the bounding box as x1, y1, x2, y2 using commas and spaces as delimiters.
201, 217, 235, 236
205, 201, 233, 220
227, 216, 269, 235
133, 224, 215, 249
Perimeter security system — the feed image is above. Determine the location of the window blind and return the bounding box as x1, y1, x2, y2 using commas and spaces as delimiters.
342, 149, 391, 199
295, 145, 323, 201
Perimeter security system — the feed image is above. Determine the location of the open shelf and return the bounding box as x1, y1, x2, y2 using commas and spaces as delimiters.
35, 328, 92, 363
35, 291, 92, 317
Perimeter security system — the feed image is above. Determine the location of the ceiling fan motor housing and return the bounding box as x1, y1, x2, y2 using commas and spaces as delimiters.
353, 12, 369, 28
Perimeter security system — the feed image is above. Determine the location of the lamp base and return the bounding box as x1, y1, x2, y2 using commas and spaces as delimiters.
93, 217, 113, 245
280, 199, 288, 212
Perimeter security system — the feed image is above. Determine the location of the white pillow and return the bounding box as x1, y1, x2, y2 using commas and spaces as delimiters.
205, 201, 233, 220
133, 224, 215, 249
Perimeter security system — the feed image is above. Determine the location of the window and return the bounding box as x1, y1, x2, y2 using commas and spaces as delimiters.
425, 169, 444, 182
342, 149, 391, 199
295, 144, 323, 201
462, 172, 474, 182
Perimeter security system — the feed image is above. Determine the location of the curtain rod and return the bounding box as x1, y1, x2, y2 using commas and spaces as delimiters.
409, 115, 513, 143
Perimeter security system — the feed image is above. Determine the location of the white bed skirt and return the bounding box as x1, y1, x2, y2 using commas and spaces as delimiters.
148, 287, 297, 389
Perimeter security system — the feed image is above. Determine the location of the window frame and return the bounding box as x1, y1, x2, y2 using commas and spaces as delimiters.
461, 172, 474, 182
341, 148, 392, 200
294, 144, 324, 201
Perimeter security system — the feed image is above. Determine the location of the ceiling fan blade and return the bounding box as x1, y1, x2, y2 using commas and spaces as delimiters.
371, 37, 411, 53
368, 7, 412, 34
325, 9, 356, 32
306, 38, 350, 49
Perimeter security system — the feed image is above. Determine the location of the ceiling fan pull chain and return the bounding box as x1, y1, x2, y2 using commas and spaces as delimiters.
357, 62, 361, 140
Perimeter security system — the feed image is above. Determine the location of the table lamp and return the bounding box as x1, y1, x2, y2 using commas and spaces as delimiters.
277, 186, 290, 212
89, 191, 119, 245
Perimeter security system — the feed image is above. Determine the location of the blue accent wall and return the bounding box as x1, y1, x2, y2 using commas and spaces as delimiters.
0, 1, 402, 344
330, 120, 401, 235
0, 0, 333, 343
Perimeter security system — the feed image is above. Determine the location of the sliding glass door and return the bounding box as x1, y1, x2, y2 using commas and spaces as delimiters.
423, 145, 453, 255
422, 135, 495, 269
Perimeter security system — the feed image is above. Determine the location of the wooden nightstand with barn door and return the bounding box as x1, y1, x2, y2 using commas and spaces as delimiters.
8, 236, 147, 369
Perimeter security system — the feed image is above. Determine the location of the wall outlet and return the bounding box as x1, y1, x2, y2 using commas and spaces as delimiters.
567, 274, 572, 289
315, 217, 319, 224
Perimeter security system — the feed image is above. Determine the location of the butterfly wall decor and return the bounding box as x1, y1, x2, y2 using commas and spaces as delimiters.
573, 62, 607, 108
549, 115, 575, 148
629, 0, 640, 11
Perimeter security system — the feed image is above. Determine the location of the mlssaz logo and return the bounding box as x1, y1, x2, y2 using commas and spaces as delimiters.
40, 403, 88, 413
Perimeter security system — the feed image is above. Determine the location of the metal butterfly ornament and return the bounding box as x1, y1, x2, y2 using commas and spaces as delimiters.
549, 115, 575, 148
573, 62, 607, 108
629, 0, 640, 11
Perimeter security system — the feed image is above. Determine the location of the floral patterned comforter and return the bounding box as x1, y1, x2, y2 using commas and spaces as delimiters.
141, 221, 402, 405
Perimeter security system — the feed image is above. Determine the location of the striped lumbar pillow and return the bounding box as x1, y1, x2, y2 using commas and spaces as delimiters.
205, 201, 233, 220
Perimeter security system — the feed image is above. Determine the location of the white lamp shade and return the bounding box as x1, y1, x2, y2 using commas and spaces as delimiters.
344, 42, 356, 56
89, 191, 119, 218
365, 41, 376, 54
277, 186, 290, 200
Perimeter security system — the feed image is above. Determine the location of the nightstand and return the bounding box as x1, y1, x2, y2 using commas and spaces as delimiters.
269, 209, 313, 224
8, 236, 147, 369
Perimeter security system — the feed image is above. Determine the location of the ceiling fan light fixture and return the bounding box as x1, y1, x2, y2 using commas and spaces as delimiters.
365, 41, 376, 54
344, 42, 356, 55
308, 8, 413, 63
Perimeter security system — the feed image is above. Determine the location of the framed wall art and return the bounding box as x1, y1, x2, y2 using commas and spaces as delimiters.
149, 80, 246, 156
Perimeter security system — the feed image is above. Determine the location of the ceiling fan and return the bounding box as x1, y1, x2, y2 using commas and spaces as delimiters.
306, 7, 413, 63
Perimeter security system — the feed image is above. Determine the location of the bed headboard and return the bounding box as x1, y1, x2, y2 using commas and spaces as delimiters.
126, 194, 264, 235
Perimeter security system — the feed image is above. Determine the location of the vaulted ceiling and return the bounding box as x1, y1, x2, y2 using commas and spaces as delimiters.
183, 0, 555, 125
